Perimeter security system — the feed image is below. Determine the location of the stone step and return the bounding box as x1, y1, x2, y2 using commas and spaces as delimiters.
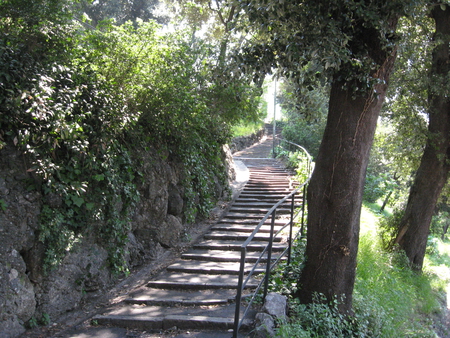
146, 272, 259, 290
247, 174, 290, 178
125, 288, 241, 306
193, 239, 286, 252
241, 189, 292, 195
241, 186, 291, 191
66, 145, 300, 338
244, 183, 291, 188
222, 213, 290, 220
233, 199, 302, 205
235, 196, 302, 203
217, 218, 287, 225
181, 249, 285, 263
247, 176, 291, 180
93, 304, 255, 331
210, 226, 296, 239
228, 207, 292, 214
232, 201, 298, 207
237, 193, 297, 199
231, 200, 295, 207
204, 231, 284, 241
166, 260, 265, 275
211, 224, 284, 233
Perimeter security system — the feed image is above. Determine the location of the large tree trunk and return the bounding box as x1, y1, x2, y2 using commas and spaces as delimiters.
296, 46, 398, 314
394, 4, 450, 271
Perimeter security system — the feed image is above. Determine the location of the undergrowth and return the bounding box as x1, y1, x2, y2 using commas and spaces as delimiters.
272, 205, 448, 337
231, 121, 265, 137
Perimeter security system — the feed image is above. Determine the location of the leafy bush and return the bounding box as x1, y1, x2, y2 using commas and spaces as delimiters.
276, 294, 359, 338
269, 238, 306, 296
363, 171, 399, 205
1, 8, 262, 273
1, 33, 140, 271
275, 147, 313, 185
281, 117, 326, 159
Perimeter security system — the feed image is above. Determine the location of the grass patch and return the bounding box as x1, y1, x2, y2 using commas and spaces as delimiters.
231, 121, 264, 137
274, 204, 448, 337
354, 231, 439, 337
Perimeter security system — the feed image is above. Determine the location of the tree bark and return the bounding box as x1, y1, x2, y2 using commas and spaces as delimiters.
296, 41, 398, 313
394, 4, 450, 271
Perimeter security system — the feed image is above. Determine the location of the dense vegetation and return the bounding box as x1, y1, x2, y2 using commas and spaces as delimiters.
268, 195, 449, 337
262, 1, 450, 334
2, 0, 450, 336
0, 0, 262, 272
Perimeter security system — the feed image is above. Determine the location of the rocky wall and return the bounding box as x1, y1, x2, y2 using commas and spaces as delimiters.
229, 128, 267, 154
0, 143, 233, 338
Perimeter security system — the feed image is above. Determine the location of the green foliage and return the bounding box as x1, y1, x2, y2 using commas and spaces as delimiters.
275, 146, 313, 184
27, 317, 38, 329
74, 0, 167, 27
0, 199, 7, 211
430, 210, 450, 239
278, 76, 328, 159
0, 19, 139, 271
364, 119, 417, 210
275, 206, 443, 337
363, 172, 398, 204
269, 239, 306, 296
424, 237, 450, 294
354, 233, 439, 338
369, 13, 432, 213
0, 0, 73, 26
231, 121, 264, 137
276, 294, 359, 338
378, 208, 404, 250
1, 3, 261, 274
281, 119, 325, 160
40, 312, 51, 326
80, 20, 260, 221
236, 0, 421, 92
27, 312, 51, 329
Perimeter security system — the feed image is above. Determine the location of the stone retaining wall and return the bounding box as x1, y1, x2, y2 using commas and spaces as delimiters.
229, 128, 267, 154
0, 143, 233, 337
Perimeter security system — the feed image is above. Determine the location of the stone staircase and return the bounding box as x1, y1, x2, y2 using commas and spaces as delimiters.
89, 140, 300, 337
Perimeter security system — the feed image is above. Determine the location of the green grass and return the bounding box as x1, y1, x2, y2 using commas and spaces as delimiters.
354, 230, 439, 337
275, 204, 449, 337
231, 121, 264, 137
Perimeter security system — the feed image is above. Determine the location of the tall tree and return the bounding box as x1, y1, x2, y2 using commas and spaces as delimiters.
236, 0, 418, 312
394, 2, 450, 270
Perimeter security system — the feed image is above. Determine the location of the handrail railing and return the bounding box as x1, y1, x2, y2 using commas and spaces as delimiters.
232, 139, 313, 338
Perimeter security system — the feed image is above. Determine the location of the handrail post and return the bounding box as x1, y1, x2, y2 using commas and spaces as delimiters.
288, 192, 295, 265
233, 246, 247, 338
263, 210, 276, 301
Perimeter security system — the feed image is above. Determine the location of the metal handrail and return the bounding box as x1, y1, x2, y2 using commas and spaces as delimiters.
232, 139, 313, 338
